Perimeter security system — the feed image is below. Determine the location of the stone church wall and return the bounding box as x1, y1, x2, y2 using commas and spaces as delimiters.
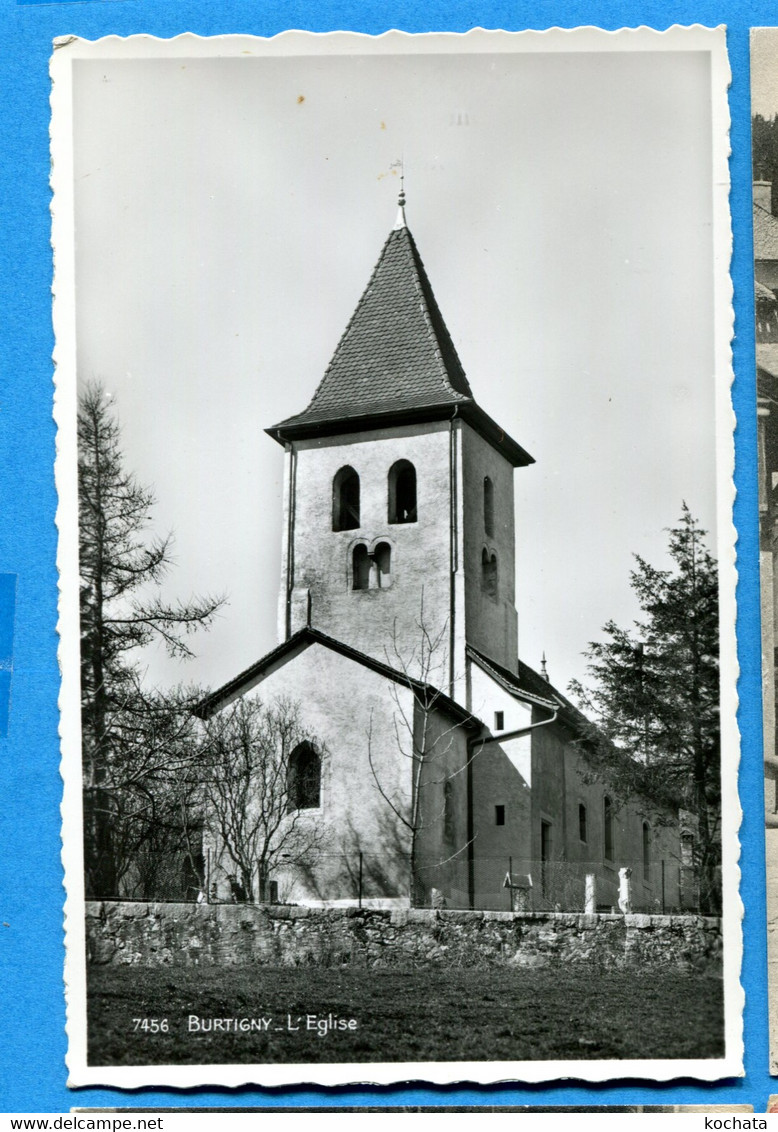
86, 901, 721, 975
531, 718, 685, 912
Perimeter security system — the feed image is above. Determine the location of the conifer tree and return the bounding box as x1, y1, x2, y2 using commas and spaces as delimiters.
78, 382, 223, 897
569, 505, 720, 913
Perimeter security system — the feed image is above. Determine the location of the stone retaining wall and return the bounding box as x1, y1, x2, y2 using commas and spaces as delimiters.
85, 902, 722, 975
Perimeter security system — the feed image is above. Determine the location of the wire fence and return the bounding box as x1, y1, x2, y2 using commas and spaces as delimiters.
95, 850, 718, 915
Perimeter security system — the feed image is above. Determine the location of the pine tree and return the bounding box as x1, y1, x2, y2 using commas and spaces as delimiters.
569, 505, 720, 913
78, 382, 224, 897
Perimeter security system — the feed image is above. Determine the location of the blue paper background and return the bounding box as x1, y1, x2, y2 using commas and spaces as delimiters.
0, 3, 763, 1113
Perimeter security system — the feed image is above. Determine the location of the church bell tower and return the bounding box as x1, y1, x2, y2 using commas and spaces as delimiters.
266, 191, 533, 698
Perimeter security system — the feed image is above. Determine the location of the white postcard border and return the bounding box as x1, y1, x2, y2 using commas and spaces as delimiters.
51, 24, 741, 1088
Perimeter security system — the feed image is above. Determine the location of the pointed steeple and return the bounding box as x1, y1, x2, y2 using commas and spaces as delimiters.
268, 205, 533, 469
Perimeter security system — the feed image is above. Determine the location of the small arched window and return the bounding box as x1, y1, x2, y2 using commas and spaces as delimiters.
481, 548, 498, 600
374, 541, 392, 588
388, 460, 417, 524
642, 821, 651, 882
603, 796, 614, 861
352, 544, 370, 590
333, 466, 360, 531
288, 742, 321, 810
484, 476, 494, 538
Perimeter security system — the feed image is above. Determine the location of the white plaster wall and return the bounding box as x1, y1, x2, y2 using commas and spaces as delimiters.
207, 642, 416, 906
468, 660, 533, 784
286, 423, 455, 687
461, 424, 520, 672
466, 661, 535, 908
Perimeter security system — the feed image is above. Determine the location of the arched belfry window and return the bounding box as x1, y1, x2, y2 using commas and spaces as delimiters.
288, 742, 321, 811
352, 544, 370, 590
603, 796, 614, 861
388, 460, 417, 524
484, 476, 494, 538
481, 548, 498, 600
333, 466, 360, 531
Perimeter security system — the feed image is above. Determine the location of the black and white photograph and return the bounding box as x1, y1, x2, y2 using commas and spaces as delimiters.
750, 25, 778, 1077
51, 28, 738, 1086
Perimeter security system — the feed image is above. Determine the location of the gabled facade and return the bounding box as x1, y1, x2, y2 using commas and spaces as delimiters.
204, 196, 687, 913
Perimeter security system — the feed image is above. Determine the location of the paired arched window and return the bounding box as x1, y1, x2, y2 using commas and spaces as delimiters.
481, 548, 498, 599
352, 542, 392, 590
333, 466, 360, 531
288, 742, 321, 811
484, 476, 494, 538
388, 460, 417, 524
374, 542, 392, 587
352, 544, 371, 590
603, 796, 614, 861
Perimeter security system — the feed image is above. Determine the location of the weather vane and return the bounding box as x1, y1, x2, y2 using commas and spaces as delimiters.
389, 157, 405, 206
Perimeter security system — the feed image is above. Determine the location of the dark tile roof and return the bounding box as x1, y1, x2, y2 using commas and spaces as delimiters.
198, 626, 480, 730
468, 645, 679, 806
467, 645, 557, 711
754, 202, 778, 261
274, 226, 472, 431
467, 644, 589, 735
267, 222, 534, 468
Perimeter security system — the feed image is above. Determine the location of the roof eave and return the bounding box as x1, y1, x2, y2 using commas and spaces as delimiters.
267, 400, 534, 468
198, 626, 481, 731
265, 401, 467, 445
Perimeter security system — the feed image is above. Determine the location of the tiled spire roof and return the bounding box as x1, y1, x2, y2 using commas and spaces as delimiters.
268, 209, 533, 468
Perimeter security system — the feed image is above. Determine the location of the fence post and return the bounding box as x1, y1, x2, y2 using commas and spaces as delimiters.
358, 851, 363, 909
584, 873, 596, 914
617, 866, 632, 914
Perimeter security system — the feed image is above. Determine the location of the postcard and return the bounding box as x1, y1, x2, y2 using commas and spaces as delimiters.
51, 26, 739, 1086
750, 25, 778, 1077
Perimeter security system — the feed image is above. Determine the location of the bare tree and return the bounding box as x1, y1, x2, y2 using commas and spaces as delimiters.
199, 696, 327, 902
367, 598, 474, 907
91, 680, 207, 899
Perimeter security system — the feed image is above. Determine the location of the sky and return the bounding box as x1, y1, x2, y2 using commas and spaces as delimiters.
751, 29, 778, 118
71, 37, 722, 697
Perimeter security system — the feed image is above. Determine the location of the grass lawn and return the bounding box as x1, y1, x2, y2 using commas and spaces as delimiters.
87, 965, 725, 1065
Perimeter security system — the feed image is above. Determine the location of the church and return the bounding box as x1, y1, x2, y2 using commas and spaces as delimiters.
199, 191, 689, 914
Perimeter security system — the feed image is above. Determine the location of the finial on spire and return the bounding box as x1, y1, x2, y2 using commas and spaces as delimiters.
392, 157, 407, 230
541, 652, 549, 682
